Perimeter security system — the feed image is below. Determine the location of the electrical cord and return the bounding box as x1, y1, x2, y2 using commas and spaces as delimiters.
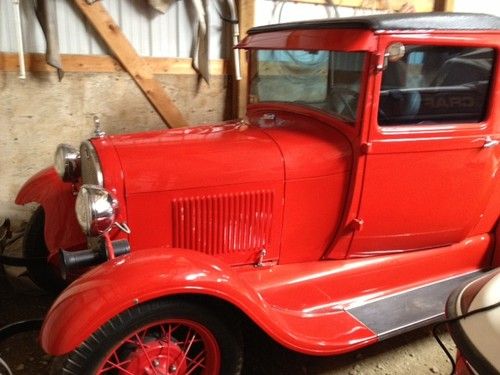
433, 323, 457, 375
433, 300, 500, 375
0, 320, 43, 344
0, 357, 13, 375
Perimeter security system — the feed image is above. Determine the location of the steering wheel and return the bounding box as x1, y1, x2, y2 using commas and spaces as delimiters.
328, 88, 359, 120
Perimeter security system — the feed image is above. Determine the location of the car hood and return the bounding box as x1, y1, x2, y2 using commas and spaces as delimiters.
106, 121, 285, 194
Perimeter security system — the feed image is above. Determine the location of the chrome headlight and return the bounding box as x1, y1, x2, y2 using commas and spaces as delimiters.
80, 141, 103, 187
75, 185, 118, 237
54, 144, 80, 182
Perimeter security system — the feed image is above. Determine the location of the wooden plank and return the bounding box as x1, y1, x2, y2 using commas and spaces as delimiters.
73, 0, 187, 128
147, 58, 227, 75
0, 53, 121, 73
0, 53, 228, 75
236, 0, 255, 118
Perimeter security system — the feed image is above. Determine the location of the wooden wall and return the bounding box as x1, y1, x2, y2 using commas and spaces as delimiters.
0, 65, 230, 220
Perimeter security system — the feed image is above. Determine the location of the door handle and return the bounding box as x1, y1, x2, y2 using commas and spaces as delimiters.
483, 136, 499, 148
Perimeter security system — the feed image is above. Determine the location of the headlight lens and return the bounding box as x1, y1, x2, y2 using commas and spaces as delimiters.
54, 144, 81, 182
75, 185, 118, 237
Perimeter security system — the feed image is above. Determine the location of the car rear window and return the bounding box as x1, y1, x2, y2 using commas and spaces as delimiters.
378, 46, 494, 126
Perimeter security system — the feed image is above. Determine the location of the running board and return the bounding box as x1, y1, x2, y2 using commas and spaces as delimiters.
347, 271, 485, 340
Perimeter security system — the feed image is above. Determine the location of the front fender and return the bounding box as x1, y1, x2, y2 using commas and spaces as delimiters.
41, 248, 266, 356
16, 168, 85, 252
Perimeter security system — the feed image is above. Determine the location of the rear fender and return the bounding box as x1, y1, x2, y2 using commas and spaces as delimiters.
16, 168, 85, 253
40, 248, 376, 356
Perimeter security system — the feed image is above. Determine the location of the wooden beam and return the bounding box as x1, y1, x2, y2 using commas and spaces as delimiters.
433, 0, 454, 11
0, 53, 228, 75
236, 0, 255, 118
73, 0, 187, 128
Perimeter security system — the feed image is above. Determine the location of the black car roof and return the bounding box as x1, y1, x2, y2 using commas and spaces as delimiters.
248, 12, 500, 34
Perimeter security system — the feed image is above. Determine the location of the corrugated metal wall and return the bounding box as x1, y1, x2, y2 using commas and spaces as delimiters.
0, 0, 226, 58
0, 0, 387, 59
255, 0, 384, 26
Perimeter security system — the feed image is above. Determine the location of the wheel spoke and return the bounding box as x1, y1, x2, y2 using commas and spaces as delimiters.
176, 331, 197, 369
157, 324, 174, 363
184, 350, 207, 375
159, 324, 168, 338
140, 327, 150, 341
134, 333, 160, 375
98, 358, 135, 375
175, 328, 192, 358
125, 337, 139, 346
98, 350, 135, 374
176, 327, 202, 348
167, 324, 172, 363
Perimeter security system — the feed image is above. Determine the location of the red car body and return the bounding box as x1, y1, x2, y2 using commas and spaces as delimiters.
15, 12, 500, 374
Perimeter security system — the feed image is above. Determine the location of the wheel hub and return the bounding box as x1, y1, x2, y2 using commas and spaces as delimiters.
121, 339, 187, 375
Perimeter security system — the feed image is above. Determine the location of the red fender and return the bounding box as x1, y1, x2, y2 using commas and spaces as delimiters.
16, 167, 85, 253
41, 248, 376, 356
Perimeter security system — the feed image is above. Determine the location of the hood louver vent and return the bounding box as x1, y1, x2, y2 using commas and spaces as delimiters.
172, 191, 273, 255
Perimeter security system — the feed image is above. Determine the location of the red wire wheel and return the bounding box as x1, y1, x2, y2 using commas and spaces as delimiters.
96, 319, 221, 374
51, 299, 243, 375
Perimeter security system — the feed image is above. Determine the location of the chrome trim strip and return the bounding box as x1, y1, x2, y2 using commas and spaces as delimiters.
347, 271, 485, 340
80, 140, 104, 187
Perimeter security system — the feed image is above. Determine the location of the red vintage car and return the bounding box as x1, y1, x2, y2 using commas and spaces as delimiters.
13, 12, 500, 375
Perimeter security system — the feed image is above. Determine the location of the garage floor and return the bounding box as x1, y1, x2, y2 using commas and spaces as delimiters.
0, 239, 456, 375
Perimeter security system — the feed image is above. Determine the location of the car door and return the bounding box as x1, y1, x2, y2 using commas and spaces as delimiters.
348, 34, 500, 257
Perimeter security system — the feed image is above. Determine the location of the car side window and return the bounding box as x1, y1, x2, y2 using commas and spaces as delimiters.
378, 45, 494, 126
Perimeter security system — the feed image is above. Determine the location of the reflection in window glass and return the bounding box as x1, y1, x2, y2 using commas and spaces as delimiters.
379, 46, 494, 126
250, 50, 365, 123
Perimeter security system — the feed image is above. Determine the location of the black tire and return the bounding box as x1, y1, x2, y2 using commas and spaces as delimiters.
22, 207, 65, 294
54, 299, 243, 375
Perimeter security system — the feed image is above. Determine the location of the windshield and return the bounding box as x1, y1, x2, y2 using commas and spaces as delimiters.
249, 50, 366, 123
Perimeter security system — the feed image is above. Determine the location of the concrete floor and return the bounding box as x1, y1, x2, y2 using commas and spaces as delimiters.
0, 237, 457, 375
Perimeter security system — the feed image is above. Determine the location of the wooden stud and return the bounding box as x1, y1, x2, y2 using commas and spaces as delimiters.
236, 0, 255, 118
0, 53, 228, 75
433, 0, 454, 11
73, 0, 187, 128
